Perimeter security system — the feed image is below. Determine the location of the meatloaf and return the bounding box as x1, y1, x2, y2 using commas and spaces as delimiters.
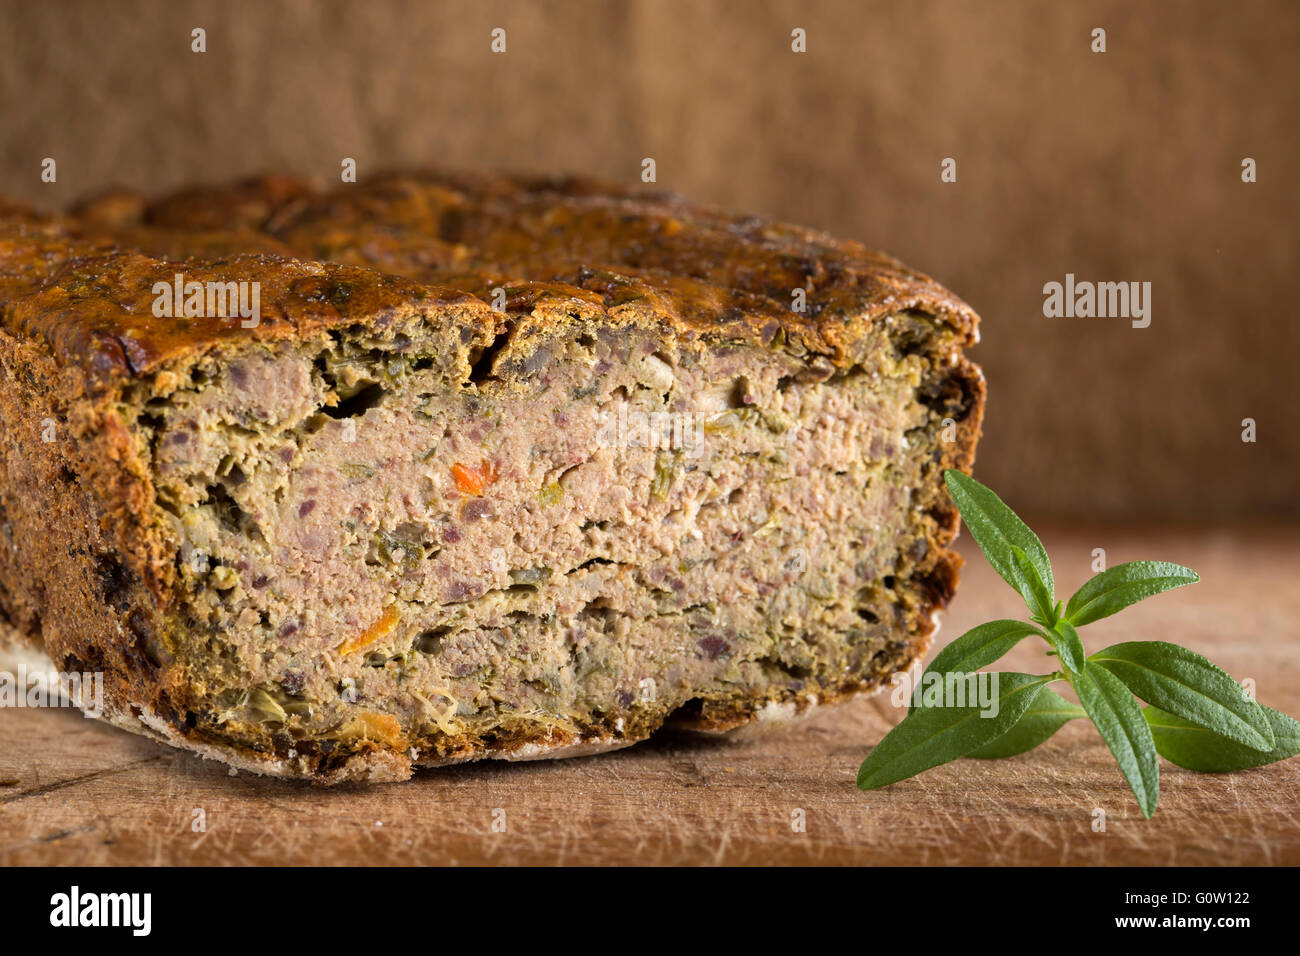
0, 172, 984, 782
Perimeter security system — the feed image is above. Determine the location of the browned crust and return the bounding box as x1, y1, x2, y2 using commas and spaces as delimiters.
0, 171, 985, 782
22, 170, 978, 386
0, 217, 491, 390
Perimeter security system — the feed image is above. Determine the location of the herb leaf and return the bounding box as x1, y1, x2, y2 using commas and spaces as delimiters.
1011, 545, 1057, 624
1045, 619, 1086, 674
1065, 561, 1199, 627
1090, 641, 1274, 751
944, 469, 1054, 612
1072, 662, 1160, 818
1145, 704, 1300, 772
857, 673, 1050, 790
968, 687, 1085, 759
854, 470, 1298, 818
924, 620, 1046, 678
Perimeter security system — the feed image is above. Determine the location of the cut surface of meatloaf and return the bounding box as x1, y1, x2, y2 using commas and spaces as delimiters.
0, 172, 984, 782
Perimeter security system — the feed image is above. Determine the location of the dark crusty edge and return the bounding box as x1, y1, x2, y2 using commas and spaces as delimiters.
0, 173, 984, 782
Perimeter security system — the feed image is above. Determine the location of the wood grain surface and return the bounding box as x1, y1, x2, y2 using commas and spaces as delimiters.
2, 523, 1297, 866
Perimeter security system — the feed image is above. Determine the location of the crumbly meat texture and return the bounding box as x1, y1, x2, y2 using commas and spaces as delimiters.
0, 172, 984, 782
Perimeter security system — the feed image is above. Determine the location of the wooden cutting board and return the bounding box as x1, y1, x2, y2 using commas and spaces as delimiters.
2, 522, 1297, 865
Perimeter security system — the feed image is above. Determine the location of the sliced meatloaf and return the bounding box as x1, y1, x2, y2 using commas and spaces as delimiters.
0, 172, 984, 782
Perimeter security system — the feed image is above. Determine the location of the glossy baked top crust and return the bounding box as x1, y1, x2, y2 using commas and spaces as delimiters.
2, 170, 979, 390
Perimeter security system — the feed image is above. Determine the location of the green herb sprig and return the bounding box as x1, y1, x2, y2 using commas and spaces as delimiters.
856, 469, 1300, 818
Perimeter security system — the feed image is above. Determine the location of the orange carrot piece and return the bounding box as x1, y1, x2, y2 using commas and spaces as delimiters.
450, 459, 498, 496
339, 604, 400, 656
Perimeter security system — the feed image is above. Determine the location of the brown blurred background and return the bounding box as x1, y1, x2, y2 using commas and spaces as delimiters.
2, 0, 1296, 521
